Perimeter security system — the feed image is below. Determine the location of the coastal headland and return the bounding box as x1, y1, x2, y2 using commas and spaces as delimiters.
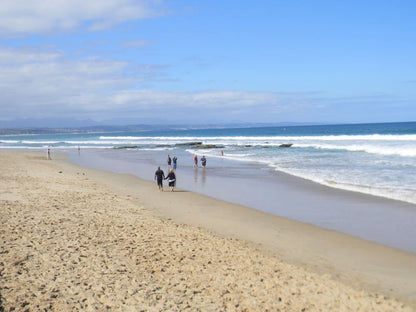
1, 151, 415, 311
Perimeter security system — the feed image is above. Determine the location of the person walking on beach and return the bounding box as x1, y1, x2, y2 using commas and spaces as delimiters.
172, 156, 177, 170
154, 166, 165, 191
201, 155, 207, 169
167, 154, 172, 169
193, 154, 198, 168
165, 169, 176, 192
47, 148, 51, 160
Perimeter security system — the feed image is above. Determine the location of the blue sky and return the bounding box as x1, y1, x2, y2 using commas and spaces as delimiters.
0, 0, 415, 127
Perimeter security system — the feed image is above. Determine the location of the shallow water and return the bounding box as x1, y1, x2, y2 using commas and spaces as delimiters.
68, 148, 416, 254
3, 122, 416, 205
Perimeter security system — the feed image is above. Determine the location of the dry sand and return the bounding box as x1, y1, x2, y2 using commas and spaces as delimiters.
0, 151, 415, 311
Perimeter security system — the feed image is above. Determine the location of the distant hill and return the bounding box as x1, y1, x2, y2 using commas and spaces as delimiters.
0, 122, 325, 136
0, 125, 158, 135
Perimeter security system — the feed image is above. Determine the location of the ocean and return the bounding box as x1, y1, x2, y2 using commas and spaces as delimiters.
3, 121, 416, 252
2, 121, 416, 205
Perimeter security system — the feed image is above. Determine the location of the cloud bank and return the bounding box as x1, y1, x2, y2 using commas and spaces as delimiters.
0, 0, 167, 36
0, 47, 289, 122
2, 46, 399, 125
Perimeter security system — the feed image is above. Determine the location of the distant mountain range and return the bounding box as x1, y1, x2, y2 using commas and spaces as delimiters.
0, 124, 158, 135
0, 122, 324, 135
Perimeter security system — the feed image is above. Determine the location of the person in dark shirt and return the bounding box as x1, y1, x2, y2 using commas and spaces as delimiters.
154, 166, 165, 191
165, 169, 176, 192
201, 155, 207, 168
172, 156, 177, 170
167, 155, 172, 169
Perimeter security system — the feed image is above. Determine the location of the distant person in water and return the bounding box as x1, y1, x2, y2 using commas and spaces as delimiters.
154, 166, 165, 191
165, 169, 176, 192
193, 154, 198, 168
167, 154, 172, 169
172, 156, 177, 170
201, 155, 207, 169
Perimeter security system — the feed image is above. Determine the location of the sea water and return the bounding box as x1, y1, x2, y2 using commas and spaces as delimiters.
2, 121, 416, 205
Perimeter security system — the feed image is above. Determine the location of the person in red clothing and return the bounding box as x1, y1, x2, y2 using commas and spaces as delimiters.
193, 154, 198, 168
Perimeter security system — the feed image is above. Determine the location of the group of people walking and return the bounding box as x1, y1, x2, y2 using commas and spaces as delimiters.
154, 154, 178, 192
154, 154, 207, 192
193, 154, 207, 168
154, 166, 176, 192
167, 155, 178, 170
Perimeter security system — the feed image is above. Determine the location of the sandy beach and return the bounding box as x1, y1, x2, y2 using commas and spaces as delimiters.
1, 151, 415, 311
69, 148, 416, 254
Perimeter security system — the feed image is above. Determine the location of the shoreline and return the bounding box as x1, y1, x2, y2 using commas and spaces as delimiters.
68, 148, 416, 254
64, 152, 416, 304
1, 151, 416, 310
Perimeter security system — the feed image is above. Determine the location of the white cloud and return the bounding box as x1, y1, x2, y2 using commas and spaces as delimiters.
0, 47, 134, 118
122, 40, 153, 48
110, 90, 280, 109
0, 0, 168, 37
0, 47, 62, 64
0, 46, 323, 124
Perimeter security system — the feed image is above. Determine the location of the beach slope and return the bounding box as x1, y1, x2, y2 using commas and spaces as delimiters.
0, 151, 415, 311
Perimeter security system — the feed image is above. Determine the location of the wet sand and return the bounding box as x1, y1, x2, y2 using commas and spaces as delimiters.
1, 151, 415, 311
69, 148, 416, 253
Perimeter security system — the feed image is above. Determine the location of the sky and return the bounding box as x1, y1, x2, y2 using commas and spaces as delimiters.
0, 0, 415, 127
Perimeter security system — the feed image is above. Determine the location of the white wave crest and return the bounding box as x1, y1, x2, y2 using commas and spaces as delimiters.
296, 143, 416, 157
269, 165, 416, 205
99, 134, 416, 142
